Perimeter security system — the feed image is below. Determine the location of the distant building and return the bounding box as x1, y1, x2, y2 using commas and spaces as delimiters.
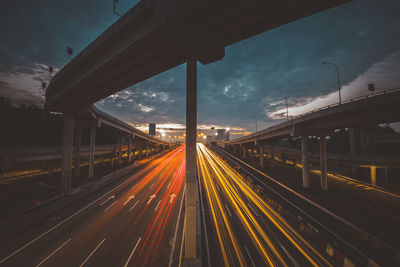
226, 131, 230, 141
206, 135, 215, 142
149, 123, 156, 136
217, 129, 226, 141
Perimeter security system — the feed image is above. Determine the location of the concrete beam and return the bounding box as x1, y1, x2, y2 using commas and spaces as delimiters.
320, 135, 328, 192
88, 125, 96, 179
185, 57, 198, 260
301, 136, 310, 189
61, 114, 74, 193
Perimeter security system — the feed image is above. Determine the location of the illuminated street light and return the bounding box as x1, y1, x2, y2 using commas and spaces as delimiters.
250, 115, 257, 132
322, 61, 341, 104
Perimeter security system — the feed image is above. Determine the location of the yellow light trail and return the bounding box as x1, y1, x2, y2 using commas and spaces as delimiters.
197, 144, 332, 267
198, 146, 246, 267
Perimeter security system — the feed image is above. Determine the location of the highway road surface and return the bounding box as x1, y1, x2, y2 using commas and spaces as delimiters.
197, 143, 334, 267
0, 146, 186, 267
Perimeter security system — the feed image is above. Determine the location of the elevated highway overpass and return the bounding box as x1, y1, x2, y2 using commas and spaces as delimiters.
226, 88, 400, 191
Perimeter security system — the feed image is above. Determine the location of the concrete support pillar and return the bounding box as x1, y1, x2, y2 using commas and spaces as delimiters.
360, 128, 367, 154
233, 145, 237, 155
118, 135, 122, 164
370, 165, 376, 186
259, 144, 265, 169
249, 147, 254, 160
185, 56, 198, 259
61, 114, 74, 193
320, 136, 328, 192
74, 122, 82, 178
349, 128, 356, 176
301, 136, 310, 189
146, 142, 149, 157
270, 144, 275, 167
138, 145, 142, 160
88, 125, 96, 179
128, 137, 132, 164
242, 145, 247, 159
112, 139, 117, 166
384, 165, 389, 188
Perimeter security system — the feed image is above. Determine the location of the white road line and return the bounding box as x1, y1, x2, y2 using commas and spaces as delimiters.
216, 184, 220, 192
129, 200, 140, 212
0, 167, 149, 264
100, 195, 115, 206
154, 200, 162, 211
248, 203, 259, 216
36, 238, 71, 266
123, 195, 135, 206
280, 243, 299, 267
124, 237, 142, 267
168, 185, 186, 267
224, 203, 232, 217
166, 182, 171, 189
103, 201, 117, 212
244, 246, 256, 267
149, 182, 155, 189
80, 238, 106, 267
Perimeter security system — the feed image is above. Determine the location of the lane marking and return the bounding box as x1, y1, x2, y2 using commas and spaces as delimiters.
36, 238, 71, 266
224, 203, 232, 217
79, 238, 105, 267
280, 243, 299, 267
129, 200, 140, 212
244, 246, 256, 267
124, 237, 142, 267
100, 195, 115, 206
123, 195, 135, 206
103, 200, 117, 213
147, 194, 156, 205
169, 193, 176, 204
168, 186, 186, 267
154, 200, 162, 211
248, 202, 259, 216
166, 182, 171, 189
0, 165, 151, 264
149, 182, 155, 189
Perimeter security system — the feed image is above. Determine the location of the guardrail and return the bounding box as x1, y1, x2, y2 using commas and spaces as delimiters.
227, 86, 400, 143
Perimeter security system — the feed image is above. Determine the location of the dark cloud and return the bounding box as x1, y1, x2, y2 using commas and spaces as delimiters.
1, 0, 400, 131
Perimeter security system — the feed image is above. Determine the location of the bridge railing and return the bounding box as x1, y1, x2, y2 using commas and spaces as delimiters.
231, 87, 400, 142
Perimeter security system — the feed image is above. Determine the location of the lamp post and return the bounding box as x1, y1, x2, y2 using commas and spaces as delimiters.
284, 97, 289, 122
322, 62, 341, 104
250, 115, 257, 133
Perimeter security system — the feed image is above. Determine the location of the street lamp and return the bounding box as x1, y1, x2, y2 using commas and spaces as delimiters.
322, 62, 341, 103
284, 97, 289, 122
250, 115, 257, 133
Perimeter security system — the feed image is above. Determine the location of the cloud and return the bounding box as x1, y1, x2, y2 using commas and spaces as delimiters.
267, 49, 400, 119
1, 0, 400, 133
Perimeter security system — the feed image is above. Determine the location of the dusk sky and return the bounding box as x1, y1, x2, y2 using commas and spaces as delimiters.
1, 0, 400, 135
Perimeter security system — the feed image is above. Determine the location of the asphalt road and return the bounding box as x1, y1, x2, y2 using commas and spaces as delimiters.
197, 144, 333, 267
0, 146, 186, 267
211, 144, 399, 266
